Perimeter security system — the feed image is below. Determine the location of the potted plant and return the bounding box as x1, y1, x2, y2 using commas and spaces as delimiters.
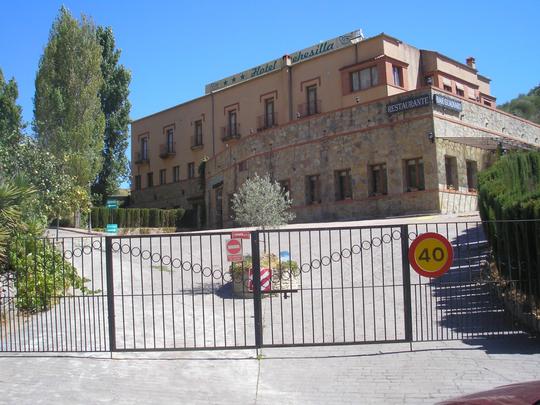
272, 257, 300, 291
230, 253, 299, 298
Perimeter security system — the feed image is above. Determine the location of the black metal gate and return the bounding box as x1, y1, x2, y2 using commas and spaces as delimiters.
0, 221, 534, 353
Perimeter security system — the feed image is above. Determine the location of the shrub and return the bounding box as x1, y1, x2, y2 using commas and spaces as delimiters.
8, 237, 95, 313
89, 207, 185, 229
478, 151, 540, 303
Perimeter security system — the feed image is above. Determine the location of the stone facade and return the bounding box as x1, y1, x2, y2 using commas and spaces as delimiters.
204, 88, 539, 228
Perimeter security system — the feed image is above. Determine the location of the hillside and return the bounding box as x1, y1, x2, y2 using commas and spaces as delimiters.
499, 84, 540, 124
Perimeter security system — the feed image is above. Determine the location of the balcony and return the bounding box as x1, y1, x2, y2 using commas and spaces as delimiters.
257, 112, 278, 131
134, 152, 149, 165
297, 100, 322, 118
221, 124, 241, 142
191, 135, 204, 150
159, 142, 176, 158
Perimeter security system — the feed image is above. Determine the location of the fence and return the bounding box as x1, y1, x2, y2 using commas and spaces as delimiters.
0, 220, 536, 353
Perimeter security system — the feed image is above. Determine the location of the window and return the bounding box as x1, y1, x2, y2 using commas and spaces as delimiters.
228, 110, 238, 136
306, 174, 321, 205
173, 166, 180, 183
483, 100, 492, 107
466, 160, 478, 191
166, 128, 174, 152
306, 85, 318, 116
467, 87, 476, 100
335, 169, 352, 201
134, 175, 141, 191
159, 169, 166, 185
278, 179, 291, 197
187, 162, 195, 179
351, 66, 379, 92
264, 98, 275, 127
194, 120, 203, 146
392, 66, 403, 87
405, 158, 425, 191
141, 137, 148, 160
455, 82, 465, 97
445, 156, 458, 190
369, 164, 388, 196
442, 78, 452, 92
238, 160, 248, 172
147, 172, 154, 188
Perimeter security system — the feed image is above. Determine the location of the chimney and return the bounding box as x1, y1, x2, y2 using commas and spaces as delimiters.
466, 57, 476, 69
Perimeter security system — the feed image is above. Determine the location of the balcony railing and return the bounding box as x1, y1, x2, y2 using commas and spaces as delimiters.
134, 152, 150, 165
191, 135, 204, 149
297, 100, 322, 118
221, 123, 241, 142
257, 112, 278, 131
159, 142, 176, 158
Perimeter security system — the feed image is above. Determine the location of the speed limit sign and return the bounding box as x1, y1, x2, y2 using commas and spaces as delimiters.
408, 232, 453, 278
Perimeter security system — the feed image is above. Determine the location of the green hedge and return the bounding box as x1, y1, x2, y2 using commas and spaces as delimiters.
478, 151, 540, 302
90, 207, 185, 229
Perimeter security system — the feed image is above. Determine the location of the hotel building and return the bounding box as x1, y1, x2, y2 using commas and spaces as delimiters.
130, 30, 540, 228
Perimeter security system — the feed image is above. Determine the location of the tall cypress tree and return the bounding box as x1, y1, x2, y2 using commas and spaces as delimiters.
92, 26, 131, 203
33, 7, 105, 190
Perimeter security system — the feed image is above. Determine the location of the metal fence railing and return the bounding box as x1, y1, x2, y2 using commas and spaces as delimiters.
1, 221, 536, 353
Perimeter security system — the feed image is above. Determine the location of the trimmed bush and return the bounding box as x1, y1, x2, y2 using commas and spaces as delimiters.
478, 151, 540, 303
90, 207, 185, 229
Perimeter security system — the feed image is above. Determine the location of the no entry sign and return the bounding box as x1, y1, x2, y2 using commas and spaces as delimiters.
408, 232, 453, 278
226, 238, 243, 262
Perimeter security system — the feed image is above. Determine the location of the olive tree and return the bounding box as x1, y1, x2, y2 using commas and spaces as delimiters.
232, 174, 295, 228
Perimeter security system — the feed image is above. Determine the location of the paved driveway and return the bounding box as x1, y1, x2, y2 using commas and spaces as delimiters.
1, 336, 539, 404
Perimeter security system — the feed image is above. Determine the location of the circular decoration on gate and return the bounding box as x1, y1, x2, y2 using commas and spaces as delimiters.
408, 232, 454, 278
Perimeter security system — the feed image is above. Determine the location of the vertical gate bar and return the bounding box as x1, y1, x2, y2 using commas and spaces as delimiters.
251, 230, 263, 349
105, 236, 116, 352
400, 224, 413, 343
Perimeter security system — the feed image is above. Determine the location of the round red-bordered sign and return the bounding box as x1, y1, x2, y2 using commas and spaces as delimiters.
408, 232, 453, 278
226, 239, 242, 255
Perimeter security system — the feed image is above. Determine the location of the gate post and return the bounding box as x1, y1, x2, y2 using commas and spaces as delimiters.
400, 225, 413, 343
105, 236, 116, 352
251, 231, 263, 349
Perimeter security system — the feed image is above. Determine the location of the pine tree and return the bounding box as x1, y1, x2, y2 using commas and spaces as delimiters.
0, 68, 23, 147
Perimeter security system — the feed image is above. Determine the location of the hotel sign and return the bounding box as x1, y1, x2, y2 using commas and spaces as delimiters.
205, 30, 364, 94
386, 94, 431, 114
433, 94, 462, 112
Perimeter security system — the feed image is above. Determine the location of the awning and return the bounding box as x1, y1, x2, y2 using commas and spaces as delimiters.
455, 82, 464, 90
442, 77, 452, 87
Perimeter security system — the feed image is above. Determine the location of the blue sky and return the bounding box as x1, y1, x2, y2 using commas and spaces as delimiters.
1, 0, 539, 128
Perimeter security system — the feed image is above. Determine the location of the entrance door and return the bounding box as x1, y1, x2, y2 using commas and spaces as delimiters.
215, 187, 223, 228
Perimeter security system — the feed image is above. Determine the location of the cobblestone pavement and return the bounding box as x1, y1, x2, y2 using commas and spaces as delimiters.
1, 336, 539, 404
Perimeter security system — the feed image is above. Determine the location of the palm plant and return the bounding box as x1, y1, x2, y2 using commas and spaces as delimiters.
0, 179, 33, 265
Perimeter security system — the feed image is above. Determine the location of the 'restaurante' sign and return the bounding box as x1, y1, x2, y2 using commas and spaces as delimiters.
386, 94, 431, 114
205, 30, 364, 94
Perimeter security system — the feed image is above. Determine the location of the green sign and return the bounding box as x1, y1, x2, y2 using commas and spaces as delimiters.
106, 224, 118, 234
106, 200, 119, 209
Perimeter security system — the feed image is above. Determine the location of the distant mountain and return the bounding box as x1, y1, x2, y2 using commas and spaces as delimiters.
499, 84, 540, 124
